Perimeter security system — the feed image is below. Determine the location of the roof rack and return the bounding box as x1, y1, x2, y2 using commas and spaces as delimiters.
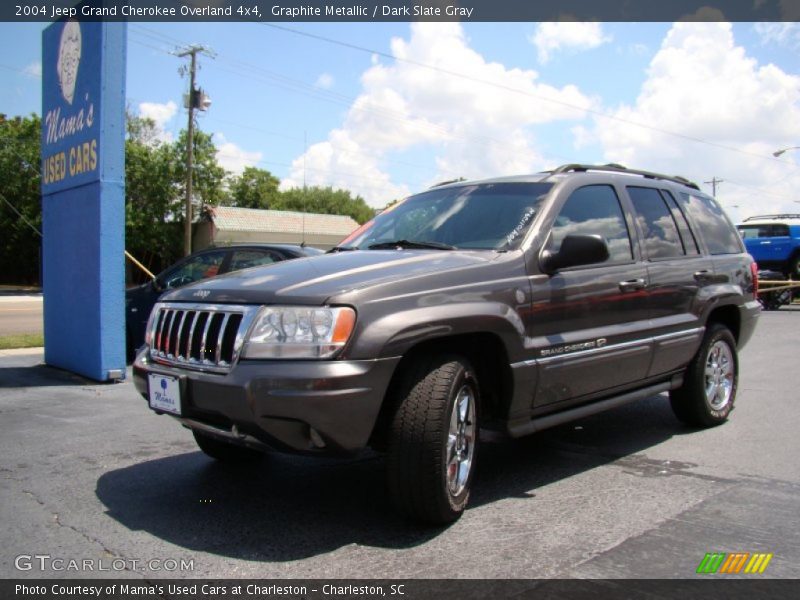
742, 214, 800, 222
550, 163, 700, 190
429, 178, 466, 188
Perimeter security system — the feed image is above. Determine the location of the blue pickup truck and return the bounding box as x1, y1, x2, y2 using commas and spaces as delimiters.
736, 214, 800, 279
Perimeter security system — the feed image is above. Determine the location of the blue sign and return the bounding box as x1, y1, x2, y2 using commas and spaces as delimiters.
41, 18, 127, 382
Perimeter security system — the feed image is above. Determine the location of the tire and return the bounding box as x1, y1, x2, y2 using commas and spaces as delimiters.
670, 324, 738, 428
386, 355, 480, 525
192, 430, 264, 463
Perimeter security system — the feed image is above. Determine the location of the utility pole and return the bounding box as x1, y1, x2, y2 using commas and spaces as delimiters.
704, 177, 724, 197
177, 45, 212, 256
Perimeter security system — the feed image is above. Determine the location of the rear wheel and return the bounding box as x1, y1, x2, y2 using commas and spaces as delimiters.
386, 355, 479, 525
193, 431, 264, 463
670, 324, 738, 427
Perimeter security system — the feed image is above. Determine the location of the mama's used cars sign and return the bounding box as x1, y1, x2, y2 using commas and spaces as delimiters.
41, 17, 127, 382
42, 19, 101, 193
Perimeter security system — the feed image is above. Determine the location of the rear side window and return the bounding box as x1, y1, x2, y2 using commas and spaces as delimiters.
771, 224, 791, 237
739, 224, 791, 238
660, 190, 699, 255
229, 250, 277, 271
678, 193, 743, 255
548, 185, 633, 263
627, 187, 684, 259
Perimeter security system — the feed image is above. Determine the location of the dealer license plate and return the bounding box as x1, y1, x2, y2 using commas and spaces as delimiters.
148, 373, 182, 415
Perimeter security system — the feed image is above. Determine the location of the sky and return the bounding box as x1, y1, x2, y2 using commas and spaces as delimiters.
1, 20, 799, 222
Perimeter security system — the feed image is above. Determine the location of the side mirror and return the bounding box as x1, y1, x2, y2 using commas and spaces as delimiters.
541, 234, 610, 274
152, 277, 164, 293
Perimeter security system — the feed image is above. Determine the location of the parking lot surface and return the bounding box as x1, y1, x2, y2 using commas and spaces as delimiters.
1, 309, 799, 579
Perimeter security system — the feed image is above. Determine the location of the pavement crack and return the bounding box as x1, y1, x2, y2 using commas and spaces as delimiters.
20, 488, 145, 579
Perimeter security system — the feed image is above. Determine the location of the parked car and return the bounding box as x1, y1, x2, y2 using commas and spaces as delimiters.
133, 164, 759, 524
736, 214, 800, 278
126, 244, 323, 359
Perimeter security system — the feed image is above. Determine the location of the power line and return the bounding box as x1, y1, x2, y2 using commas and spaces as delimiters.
133, 35, 571, 180
261, 22, 797, 167
0, 191, 41, 237
126, 26, 800, 201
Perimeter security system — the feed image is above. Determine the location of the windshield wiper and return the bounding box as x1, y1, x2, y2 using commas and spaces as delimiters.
367, 239, 456, 251
328, 245, 359, 253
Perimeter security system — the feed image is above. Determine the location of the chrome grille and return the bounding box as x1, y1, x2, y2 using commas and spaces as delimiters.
148, 303, 259, 373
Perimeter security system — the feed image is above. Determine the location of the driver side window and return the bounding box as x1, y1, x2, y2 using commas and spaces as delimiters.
548, 185, 633, 263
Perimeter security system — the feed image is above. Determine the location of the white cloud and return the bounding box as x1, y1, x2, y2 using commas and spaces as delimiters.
529, 22, 612, 64
214, 132, 262, 175
755, 22, 800, 49
586, 22, 800, 222
22, 61, 41, 78
284, 23, 595, 207
315, 73, 334, 89
139, 100, 177, 129
279, 129, 411, 204
138, 100, 178, 142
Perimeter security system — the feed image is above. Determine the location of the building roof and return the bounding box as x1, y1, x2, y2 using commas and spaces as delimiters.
203, 206, 360, 236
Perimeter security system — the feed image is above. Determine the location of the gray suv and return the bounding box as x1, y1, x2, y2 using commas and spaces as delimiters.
133, 164, 760, 525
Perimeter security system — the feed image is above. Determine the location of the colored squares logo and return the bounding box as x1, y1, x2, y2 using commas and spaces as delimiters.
697, 552, 773, 574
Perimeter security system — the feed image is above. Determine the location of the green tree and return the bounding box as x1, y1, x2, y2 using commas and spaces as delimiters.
0, 114, 42, 284
0, 112, 230, 284
275, 186, 375, 224
125, 116, 227, 278
227, 166, 280, 209
124, 114, 183, 276
170, 128, 227, 212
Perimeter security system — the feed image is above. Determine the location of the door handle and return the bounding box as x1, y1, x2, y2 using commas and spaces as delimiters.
619, 278, 646, 292
694, 270, 714, 282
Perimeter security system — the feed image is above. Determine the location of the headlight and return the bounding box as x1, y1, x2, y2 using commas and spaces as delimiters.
242, 306, 356, 359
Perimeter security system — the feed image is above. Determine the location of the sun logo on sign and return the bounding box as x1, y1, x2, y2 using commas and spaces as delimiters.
57, 20, 81, 105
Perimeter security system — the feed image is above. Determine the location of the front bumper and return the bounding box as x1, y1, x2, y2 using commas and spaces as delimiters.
133, 350, 401, 454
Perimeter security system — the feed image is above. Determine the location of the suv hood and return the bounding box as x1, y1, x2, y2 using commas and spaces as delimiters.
162, 250, 497, 306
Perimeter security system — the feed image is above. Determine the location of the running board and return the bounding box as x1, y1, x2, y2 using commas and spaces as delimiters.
508, 381, 673, 438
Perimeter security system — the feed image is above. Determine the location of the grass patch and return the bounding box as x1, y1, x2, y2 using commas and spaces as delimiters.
0, 333, 44, 350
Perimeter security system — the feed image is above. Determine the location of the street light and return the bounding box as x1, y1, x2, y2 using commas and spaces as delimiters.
773, 146, 800, 157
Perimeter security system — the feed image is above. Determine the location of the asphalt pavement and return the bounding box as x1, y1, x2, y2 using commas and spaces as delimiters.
1, 309, 799, 581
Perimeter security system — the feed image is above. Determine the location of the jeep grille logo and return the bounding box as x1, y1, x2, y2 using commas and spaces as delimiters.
192, 290, 210, 299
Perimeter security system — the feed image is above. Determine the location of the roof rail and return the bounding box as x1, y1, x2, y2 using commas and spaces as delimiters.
742, 214, 800, 222
429, 177, 466, 188
550, 163, 700, 190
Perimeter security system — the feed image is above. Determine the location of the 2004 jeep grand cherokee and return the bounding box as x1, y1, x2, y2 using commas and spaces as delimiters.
133, 164, 760, 524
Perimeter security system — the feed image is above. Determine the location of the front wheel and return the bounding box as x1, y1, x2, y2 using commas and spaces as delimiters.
670, 324, 738, 427
386, 355, 479, 525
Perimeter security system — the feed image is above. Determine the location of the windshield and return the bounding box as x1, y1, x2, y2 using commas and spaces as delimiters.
340, 182, 553, 251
